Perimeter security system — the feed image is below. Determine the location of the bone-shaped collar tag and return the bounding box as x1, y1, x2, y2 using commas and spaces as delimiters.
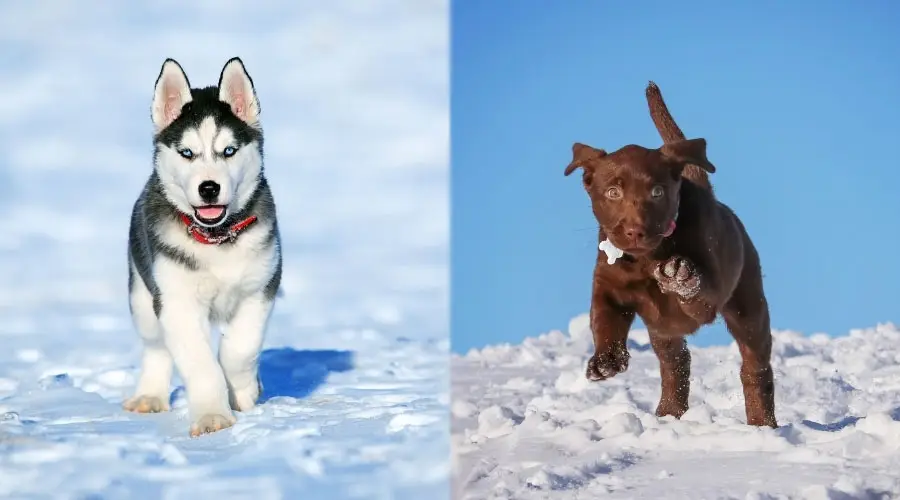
598, 238, 624, 265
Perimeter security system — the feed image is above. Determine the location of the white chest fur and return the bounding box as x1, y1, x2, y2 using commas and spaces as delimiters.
154, 219, 279, 322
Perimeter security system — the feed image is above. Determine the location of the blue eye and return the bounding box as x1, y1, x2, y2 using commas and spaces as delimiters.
178, 148, 194, 159
223, 146, 237, 158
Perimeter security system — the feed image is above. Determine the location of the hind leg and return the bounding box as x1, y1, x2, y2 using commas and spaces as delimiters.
650, 333, 691, 418
722, 286, 777, 427
124, 268, 173, 413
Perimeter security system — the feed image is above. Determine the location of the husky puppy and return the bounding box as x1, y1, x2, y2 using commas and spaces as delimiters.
124, 57, 281, 437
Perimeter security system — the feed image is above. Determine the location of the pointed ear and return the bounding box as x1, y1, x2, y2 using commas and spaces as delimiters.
659, 138, 716, 173
152, 59, 192, 131
564, 142, 607, 176
218, 57, 261, 127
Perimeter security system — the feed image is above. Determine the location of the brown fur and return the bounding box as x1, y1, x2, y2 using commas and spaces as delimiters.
646, 81, 713, 192
563, 83, 776, 427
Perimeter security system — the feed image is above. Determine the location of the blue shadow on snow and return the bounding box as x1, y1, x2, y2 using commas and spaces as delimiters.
800, 407, 900, 433
257, 348, 354, 403
168, 348, 354, 406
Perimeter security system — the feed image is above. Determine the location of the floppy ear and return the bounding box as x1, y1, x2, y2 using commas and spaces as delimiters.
564, 142, 607, 176
218, 57, 261, 127
659, 138, 716, 173
151, 59, 192, 131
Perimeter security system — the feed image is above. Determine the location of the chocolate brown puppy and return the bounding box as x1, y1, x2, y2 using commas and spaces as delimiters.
563, 82, 776, 427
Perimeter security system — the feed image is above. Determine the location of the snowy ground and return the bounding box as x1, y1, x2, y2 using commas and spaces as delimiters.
452, 314, 900, 499
0, 1, 448, 499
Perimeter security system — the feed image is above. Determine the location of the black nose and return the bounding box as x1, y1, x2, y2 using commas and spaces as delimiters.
198, 180, 220, 202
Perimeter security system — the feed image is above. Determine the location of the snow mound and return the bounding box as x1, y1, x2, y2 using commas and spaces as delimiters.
0, 329, 449, 498
452, 314, 900, 499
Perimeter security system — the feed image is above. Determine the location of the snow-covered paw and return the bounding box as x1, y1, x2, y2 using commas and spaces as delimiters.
653, 255, 701, 300
228, 379, 261, 412
123, 395, 169, 413
655, 399, 688, 419
189, 413, 236, 437
586, 343, 630, 381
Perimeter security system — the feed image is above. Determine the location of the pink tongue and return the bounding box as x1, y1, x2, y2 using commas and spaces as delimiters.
662, 219, 676, 237
196, 206, 225, 219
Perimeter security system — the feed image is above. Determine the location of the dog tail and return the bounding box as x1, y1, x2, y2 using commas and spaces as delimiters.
646, 81, 712, 191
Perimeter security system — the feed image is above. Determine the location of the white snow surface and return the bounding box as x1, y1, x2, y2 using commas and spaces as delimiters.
0, 1, 448, 499
452, 314, 900, 499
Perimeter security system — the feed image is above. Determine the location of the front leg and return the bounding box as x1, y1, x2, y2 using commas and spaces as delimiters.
156, 263, 234, 437
587, 285, 636, 381
653, 255, 717, 322
649, 333, 691, 418
219, 292, 274, 412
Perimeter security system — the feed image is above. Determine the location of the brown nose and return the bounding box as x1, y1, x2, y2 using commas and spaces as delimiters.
623, 225, 646, 242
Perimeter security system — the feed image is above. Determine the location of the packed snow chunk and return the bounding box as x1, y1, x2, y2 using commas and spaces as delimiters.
525, 460, 616, 492
503, 377, 538, 391
598, 412, 644, 439
535, 329, 568, 348
555, 419, 602, 451
518, 409, 562, 435
386, 413, 440, 433
554, 368, 593, 394
476, 405, 522, 439
525, 466, 585, 491
680, 403, 714, 425
855, 411, 900, 442
452, 400, 478, 418
567, 313, 591, 343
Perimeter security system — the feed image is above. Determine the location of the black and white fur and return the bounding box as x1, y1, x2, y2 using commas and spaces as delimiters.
124, 57, 281, 437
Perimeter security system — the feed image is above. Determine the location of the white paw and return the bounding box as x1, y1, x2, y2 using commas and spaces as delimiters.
189, 412, 236, 437
229, 379, 261, 412
123, 395, 169, 413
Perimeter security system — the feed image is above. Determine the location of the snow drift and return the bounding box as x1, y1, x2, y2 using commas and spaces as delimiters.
452, 314, 900, 499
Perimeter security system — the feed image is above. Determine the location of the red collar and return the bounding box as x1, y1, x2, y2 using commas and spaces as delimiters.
179, 213, 259, 245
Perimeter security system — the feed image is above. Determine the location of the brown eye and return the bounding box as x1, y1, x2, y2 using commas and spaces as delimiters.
651, 185, 665, 198
605, 186, 622, 200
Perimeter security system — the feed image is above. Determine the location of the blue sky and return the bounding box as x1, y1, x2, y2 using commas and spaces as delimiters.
452, 1, 900, 353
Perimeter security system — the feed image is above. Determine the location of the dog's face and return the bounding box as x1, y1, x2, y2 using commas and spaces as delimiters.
564, 140, 716, 255
150, 58, 263, 228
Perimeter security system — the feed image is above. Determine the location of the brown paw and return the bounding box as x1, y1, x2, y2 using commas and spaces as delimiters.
747, 413, 778, 428
586, 343, 630, 381
653, 255, 701, 300
189, 413, 236, 437
123, 395, 169, 414
655, 400, 688, 419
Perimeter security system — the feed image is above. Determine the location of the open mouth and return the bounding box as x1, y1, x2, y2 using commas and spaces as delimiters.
193, 205, 227, 225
